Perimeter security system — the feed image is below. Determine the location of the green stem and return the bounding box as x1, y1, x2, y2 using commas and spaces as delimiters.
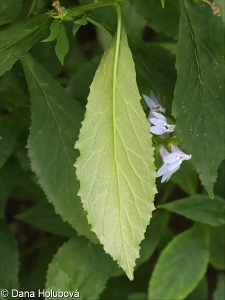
67, 0, 124, 18
27, 0, 39, 17
87, 16, 110, 33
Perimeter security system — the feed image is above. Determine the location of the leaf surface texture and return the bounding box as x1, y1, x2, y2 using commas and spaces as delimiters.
75, 24, 156, 279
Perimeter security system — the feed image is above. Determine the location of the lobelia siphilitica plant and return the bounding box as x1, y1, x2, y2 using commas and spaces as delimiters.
0, 0, 224, 299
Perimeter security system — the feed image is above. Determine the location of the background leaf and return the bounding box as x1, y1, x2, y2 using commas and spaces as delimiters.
185, 277, 208, 300
0, 221, 19, 290
16, 200, 76, 237
0, 110, 22, 167
55, 22, 69, 64
148, 224, 210, 300
132, 42, 176, 105
209, 225, 225, 270
46, 236, 118, 300
170, 161, 198, 196
21, 53, 96, 242
42, 19, 60, 43
0, 0, 22, 25
75, 25, 156, 280
130, 0, 180, 38
0, 13, 51, 76
172, 0, 225, 197
136, 210, 170, 266
213, 274, 225, 300
159, 195, 225, 226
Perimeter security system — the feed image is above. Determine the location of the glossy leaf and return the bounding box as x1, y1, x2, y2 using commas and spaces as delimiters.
75, 23, 156, 279
172, 0, 225, 197
159, 195, 225, 226
0, 221, 19, 290
21, 53, 96, 242
0, 13, 51, 76
46, 236, 117, 300
16, 200, 76, 237
148, 224, 210, 300
0, 0, 22, 25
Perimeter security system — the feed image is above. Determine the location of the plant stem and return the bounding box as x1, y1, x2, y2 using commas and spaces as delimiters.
67, 0, 124, 18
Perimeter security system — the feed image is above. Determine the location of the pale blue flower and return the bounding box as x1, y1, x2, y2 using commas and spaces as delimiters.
157, 145, 192, 183
149, 112, 175, 135
143, 91, 165, 120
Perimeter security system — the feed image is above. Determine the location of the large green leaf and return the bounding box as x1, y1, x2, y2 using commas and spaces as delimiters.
172, 0, 225, 197
0, 221, 19, 290
148, 224, 210, 300
159, 195, 225, 226
0, 13, 51, 76
75, 21, 156, 279
0, 0, 22, 25
21, 53, 96, 242
46, 236, 117, 300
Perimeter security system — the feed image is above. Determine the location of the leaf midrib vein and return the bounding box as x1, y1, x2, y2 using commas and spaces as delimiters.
112, 10, 131, 273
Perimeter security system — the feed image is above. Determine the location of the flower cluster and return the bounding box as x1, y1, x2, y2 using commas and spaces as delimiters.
143, 91, 192, 182
157, 145, 192, 182
143, 91, 175, 135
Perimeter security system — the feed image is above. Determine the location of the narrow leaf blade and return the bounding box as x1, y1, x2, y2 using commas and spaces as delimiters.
148, 224, 210, 300
75, 25, 156, 280
42, 19, 60, 42
172, 0, 225, 197
159, 195, 225, 226
21, 53, 96, 242
55, 22, 69, 64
